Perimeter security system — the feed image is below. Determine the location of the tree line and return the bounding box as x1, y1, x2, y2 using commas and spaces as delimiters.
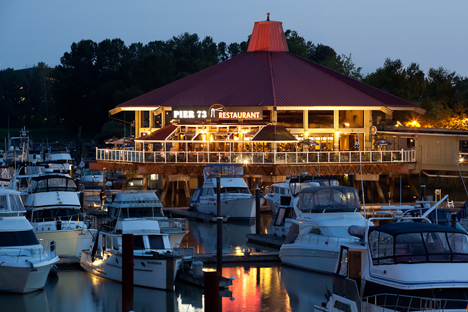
1, 30, 467, 142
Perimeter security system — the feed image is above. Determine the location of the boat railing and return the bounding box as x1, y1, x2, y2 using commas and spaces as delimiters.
96, 148, 416, 165
158, 218, 188, 231
361, 293, 468, 312
198, 192, 252, 204
297, 234, 360, 247
0, 239, 57, 263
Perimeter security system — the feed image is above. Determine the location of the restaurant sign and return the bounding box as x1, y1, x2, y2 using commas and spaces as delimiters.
173, 104, 263, 120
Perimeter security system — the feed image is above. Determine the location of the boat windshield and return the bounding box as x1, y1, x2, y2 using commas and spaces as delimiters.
224, 187, 250, 194
297, 187, 361, 213
27, 208, 81, 222
0, 230, 39, 246
0, 194, 26, 213
204, 165, 243, 178
369, 229, 468, 264
31, 176, 78, 193
117, 208, 164, 218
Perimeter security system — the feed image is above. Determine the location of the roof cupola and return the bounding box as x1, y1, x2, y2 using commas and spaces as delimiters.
247, 13, 289, 52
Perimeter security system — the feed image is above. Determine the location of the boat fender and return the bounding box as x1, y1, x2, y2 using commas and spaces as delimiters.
50, 240, 56, 252
56, 217, 62, 231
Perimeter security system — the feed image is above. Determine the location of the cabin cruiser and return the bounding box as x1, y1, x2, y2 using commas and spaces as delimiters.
44, 152, 73, 174
190, 164, 262, 220
10, 167, 96, 257
104, 190, 188, 248
265, 175, 338, 215
0, 188, 59, 293
279, 185, 367, 273
315, 207, 468, 312
80, 217, 184, 290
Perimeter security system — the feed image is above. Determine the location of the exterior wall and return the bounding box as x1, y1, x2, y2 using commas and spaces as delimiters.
416, 135, 466, 171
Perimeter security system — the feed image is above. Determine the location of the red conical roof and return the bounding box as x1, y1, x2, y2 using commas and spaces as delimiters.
247, 14, 288, 52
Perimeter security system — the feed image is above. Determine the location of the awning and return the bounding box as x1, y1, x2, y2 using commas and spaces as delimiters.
135, 125, 178, 141
251, 125, 297, 142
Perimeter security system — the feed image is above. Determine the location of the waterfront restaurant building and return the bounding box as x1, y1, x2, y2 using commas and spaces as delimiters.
98, 16, 468, 204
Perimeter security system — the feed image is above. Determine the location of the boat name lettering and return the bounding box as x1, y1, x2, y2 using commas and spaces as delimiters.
147, 261, 163, 265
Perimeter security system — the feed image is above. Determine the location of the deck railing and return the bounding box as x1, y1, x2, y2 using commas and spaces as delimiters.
96, 148, 416, 165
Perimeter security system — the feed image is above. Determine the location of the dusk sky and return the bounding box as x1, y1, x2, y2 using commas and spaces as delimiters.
1, 0, 467, 77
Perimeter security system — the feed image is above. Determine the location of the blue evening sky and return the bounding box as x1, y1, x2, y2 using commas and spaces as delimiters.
1, 0, 467, 77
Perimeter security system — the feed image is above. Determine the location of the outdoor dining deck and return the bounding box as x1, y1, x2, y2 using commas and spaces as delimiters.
96, 148, 415, 165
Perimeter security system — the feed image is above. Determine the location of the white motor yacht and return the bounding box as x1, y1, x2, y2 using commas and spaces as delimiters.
80, 218, 183, 290
316, 210, 468, 312
105, 190, 188, 248
280, 185, 367, 273
190, 164, 263, 220
265, 175, 338, 215
0, 188, 59, 293
11, 167, 96, 257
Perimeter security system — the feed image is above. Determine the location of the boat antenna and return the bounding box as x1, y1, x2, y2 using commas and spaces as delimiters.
446, 134, 468, 197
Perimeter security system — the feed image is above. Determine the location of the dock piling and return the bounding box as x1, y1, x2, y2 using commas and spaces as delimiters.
122, 234, 134, 312
204, 269, 219, 312
216, 176, 223, 278
255, 187, 261, 235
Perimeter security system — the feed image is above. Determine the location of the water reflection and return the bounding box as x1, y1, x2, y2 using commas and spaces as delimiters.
281, 266, 333, 312
182, 220, 258, 254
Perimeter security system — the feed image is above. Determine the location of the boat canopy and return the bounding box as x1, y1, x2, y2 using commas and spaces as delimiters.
30, 175, 78, 193
0, 190, 26, 213
203, 164, 244, 179
369, 222, 468, 265
297, 186, 361, 213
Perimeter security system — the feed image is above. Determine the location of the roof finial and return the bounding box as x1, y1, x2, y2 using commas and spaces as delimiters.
267, 13, 270, 21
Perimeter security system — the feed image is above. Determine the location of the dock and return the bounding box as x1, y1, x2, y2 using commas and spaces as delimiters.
246, 234, 285, 249
164, 207, 229, 222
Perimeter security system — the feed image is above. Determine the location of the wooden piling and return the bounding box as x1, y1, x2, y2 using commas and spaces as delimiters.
256, 188, 261, 235
122, 234, 134, 312
204, 269, 219, 312
216, 176, 223, 278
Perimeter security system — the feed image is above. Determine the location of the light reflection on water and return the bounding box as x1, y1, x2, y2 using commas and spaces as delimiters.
0, 266, 331, 312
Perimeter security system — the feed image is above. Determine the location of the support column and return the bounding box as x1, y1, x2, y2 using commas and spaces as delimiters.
364, 110, 371, 151
333, 110, 340, 151
272, 107, 277, 125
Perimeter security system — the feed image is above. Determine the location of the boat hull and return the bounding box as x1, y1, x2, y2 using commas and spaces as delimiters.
0, 260, 57, 293
35, 228, 97, 257
80, 250, 182, 290
265, 197, 280, 215
280, 244, 339, 274
195, 196, 260, 219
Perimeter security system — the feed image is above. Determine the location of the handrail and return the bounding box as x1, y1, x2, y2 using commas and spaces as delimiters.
96, 148, 416, 165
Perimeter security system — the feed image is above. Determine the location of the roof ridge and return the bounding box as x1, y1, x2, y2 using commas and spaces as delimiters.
158, 53, 251, 107
286, 53, 419, 108
268, 51, 277, 107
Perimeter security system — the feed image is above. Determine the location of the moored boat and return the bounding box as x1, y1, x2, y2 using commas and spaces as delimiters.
0, 188, 59, 293
190, 164, 262, 220
279, 185, 367, 273
80, 218, 183, 290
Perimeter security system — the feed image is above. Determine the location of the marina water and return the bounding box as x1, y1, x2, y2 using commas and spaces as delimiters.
3, 215, 333, 312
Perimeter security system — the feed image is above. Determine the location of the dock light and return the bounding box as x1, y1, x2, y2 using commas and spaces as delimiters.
243, 159, 249, 165
460, 157, 465, 163
344, 122, 350, 127
202, 268, 217, 272
234, 246, 244, 256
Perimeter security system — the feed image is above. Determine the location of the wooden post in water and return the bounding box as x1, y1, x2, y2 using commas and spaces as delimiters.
204, 269, 219, 312
256, 187, 261, 235
122, 234, 134, 312
216, 176, 223, 278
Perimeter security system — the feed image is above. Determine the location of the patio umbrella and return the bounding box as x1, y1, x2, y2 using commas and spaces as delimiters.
104, 136, 118, 144
297, 139, 319, 146
374, 139, 392, 146
113, 137, 135, 145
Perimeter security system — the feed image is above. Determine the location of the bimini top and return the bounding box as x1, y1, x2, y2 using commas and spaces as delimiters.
203, 164, 244, 179
108, 191, 163, 209
297, 186, 361, 213
369, 222, 468, 265
370, 221, 467, 236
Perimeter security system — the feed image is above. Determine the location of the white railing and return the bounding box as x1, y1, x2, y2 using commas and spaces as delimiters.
96, 149, 416, 165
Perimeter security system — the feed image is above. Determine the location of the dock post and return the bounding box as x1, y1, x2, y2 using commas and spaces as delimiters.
216, 176, 223, 278
204, 269, 219, 312
256, 187, 261, 235
122, 234, 134, 312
